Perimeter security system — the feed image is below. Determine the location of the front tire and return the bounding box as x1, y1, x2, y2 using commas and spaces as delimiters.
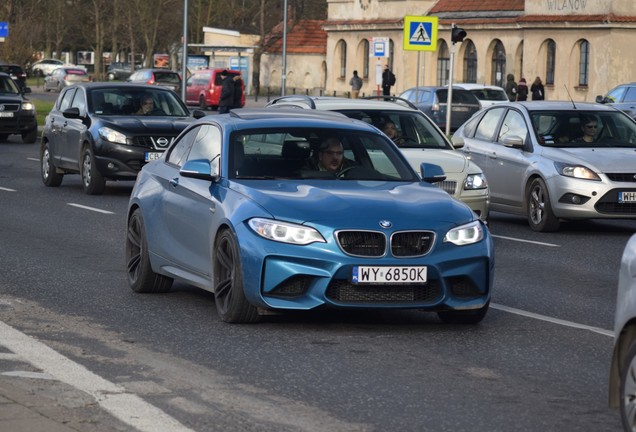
527, 178, 559, 232
213, 229, 259, 323
40, 141, 63, 187
621, 340, 636, 430
81, 146, 106, 195
22, 128, 37, 144
126, 208, 173, 293
437, 301, 490, 324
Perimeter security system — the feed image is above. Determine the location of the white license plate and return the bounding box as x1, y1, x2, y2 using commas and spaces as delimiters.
452, 106, 470, 112
619, 191, 636, 203
144, 152, 163, 161
0, 112, 14, 117
352, 266, 427, 284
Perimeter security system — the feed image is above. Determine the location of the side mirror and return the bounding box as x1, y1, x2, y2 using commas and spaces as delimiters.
180, 159, 219, 181
191, 109, 207, 119
22, 87, 32, 94
595, 95, 606, 104
451, 135, 464, 149
420, 162, 446, 183
62, 107, 82, 119
501, 135, 525, 148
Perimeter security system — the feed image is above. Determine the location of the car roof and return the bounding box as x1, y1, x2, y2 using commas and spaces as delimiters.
267, 95, 418, 112
486, 100, 620, 111
66, 82, 178, 91
454, 83, 505, 91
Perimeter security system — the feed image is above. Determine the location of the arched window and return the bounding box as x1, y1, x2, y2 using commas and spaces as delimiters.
463, 40, 477, 83
579, 40, 590, 86
491, 41, 506, 87
546, 39, 556, 85
437, 41, 450, 86
337, 40, 347, 79
363, 39, 370, 79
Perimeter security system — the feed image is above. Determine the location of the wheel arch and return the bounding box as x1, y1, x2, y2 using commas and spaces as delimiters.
610, 322, 636, 408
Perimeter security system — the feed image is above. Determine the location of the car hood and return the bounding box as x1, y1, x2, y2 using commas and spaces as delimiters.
546, 147, 636, 173
98, 116, 193, 133
0, 94, 25, 103
399, 149, 469, 174
231, 180, 474, 226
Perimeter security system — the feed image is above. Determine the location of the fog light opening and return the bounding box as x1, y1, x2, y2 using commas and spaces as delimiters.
558, 193, 590, 205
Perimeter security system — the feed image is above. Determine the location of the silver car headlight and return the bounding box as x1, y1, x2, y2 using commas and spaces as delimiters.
21, 101, 35, 112
249, 218, 326, 245
444, 220, 483, 246
554, 162, 601, 181
98, 126, 128, 145
464, 173, 488, 190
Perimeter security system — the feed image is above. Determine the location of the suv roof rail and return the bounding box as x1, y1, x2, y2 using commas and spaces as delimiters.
361, 95, 419, 110
267, 95, 316, 109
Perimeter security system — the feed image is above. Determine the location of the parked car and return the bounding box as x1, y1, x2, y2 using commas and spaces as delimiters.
609, 233, 636, 431
43, 67, 91, 92
30, 58, 86, 77
0, 64, 27, 89
453, 83, 509, 108
452, 101, 636, 231
398, 86, 482, 132
0, 72, 37, 143
105, 62, 138, 81
125, 108, 494, 324
185, 68, 244, 110
127, 69, 182, 95
596, 83, 636, 120
265, 95, 490, 222
40, 83, 204, 195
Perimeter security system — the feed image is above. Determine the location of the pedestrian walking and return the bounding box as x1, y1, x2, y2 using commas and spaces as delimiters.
218, 70, 234, 114
232, 73, 244, 108
517, 78, 528, 101
381, 64, 395, 100
531, 76, 545, 100
349, 70, 363, 99
505, 73, 518, 101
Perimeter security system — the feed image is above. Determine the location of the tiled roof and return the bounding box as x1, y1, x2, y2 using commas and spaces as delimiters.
264, 20, 327, 55
430, 0, 524, 12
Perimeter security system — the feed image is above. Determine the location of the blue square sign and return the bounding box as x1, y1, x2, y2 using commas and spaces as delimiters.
0, 22, 8, 38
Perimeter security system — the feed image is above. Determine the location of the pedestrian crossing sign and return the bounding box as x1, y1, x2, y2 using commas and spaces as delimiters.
403, 16, 438, 51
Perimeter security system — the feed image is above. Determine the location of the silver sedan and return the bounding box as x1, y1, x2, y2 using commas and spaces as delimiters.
452, 101, 636, 231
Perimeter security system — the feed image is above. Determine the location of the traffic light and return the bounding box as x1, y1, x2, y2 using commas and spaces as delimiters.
451, 24, 467, 44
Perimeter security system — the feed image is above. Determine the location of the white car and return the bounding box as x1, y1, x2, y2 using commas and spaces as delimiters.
266, 95, 490, 222
453, 83, 509, 108
609, 233, 636, 430
31, 59, 86, 77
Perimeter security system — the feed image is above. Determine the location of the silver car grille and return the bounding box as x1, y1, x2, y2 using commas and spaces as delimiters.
436, 180, 457, 195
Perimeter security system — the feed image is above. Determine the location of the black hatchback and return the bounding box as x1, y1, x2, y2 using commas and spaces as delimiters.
40, 83, 203, 194
0, 72, 37, 143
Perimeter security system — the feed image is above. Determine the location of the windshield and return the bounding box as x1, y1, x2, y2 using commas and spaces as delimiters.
0, 76, 21, 94
530, 110, 636, 148
89, 88, 189, 116
470, 89, 508, 101
335, 110, 452, 150
230, 128, 418, 182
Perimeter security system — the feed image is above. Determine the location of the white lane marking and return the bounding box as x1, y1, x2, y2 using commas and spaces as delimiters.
491, 234, 560, 247
492, 303, 614, 337
0, 320, 195, 432
27, 157, 39, 162
2, 370, 55, 380
68, 203, 115, 214
0, 187, 17, 192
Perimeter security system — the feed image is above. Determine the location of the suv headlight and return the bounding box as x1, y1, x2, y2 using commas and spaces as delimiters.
249, 218, 326, 245
98, 126, 128, 145
444, 220, 483, 246
464, 173, 488, 190
21, 101, 35, 112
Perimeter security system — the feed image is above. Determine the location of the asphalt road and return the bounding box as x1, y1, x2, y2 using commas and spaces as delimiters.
0, 138, 633, 431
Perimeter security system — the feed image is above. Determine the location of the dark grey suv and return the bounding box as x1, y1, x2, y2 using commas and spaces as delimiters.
0, 72, 37, 143
596, 83, 636, 120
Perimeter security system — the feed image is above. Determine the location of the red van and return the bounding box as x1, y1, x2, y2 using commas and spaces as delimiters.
185, 68, 245, 110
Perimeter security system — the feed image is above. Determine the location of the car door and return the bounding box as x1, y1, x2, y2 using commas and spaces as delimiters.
58, 88, 88, 169
154, 124, 223, 276
46, 88, 76, 166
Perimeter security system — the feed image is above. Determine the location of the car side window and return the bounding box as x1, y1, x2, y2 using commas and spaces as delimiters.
186, 125, 221, 162
167, 126, 199, 167
498, 110, 528, 143
608, 86, 627, 103
474, 108, 504, 141
58, 88, 76, 111
70, 89, 86, 113
624, 86, 636, 103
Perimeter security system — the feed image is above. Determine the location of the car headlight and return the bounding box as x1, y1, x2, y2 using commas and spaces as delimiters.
464, 173, 488, 190
21, 101, 35, 112
444, 220, 483, 246
554, 162, 600, 181
248, 218, 326, 245
98, 126, 128, 145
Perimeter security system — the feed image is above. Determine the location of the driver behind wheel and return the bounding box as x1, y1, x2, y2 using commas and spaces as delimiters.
308, 137, 355, 173
381, 120, 406, 146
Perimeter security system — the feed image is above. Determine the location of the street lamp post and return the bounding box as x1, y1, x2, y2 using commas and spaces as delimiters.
181, 0, 188, 101
281, 0, 288, 96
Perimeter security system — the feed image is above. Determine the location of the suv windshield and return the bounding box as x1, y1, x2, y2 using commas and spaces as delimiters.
0, 76, 21, 94
89, 88, 189, 116
335, 109, 452, 150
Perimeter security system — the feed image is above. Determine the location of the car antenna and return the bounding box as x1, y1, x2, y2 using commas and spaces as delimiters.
563, 84, 577, 109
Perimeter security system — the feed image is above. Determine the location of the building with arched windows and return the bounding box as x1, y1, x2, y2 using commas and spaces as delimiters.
294, 0, 636, 101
